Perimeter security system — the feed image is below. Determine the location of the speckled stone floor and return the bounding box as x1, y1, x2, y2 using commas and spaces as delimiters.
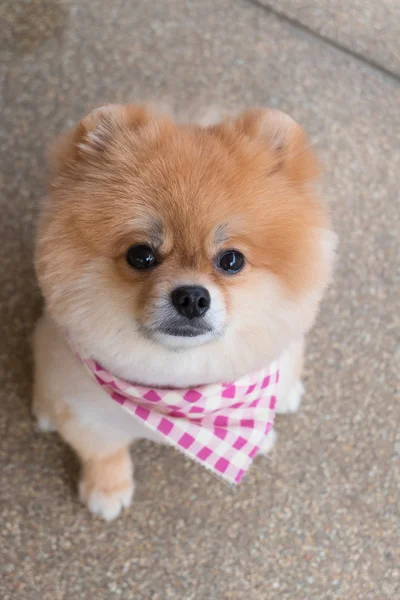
0, 1, 399, 599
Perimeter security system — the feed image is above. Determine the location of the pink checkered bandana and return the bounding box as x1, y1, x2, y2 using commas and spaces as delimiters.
81, 356, 279, 484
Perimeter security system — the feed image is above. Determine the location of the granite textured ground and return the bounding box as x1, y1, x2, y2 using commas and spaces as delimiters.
0, 1, 399, 599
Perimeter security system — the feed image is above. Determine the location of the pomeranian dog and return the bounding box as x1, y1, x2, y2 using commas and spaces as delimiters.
33, 104, 335, 520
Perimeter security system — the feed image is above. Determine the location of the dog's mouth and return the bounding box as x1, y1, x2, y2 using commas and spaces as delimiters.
157, 323, 214, 338
138, 320, 220, 349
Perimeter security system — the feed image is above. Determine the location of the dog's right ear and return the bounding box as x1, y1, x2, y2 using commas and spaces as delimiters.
214, 108, 319, 186
50, 104, 151, 176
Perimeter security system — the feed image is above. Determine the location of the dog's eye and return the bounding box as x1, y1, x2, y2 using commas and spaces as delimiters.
217, 250, 245, 274
126, 245, 157, 270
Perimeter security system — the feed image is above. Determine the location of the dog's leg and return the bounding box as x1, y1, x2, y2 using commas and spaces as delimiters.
32, 406, 57, 432
78, 449, 134, 522
59, 415, 135, 521
32, 313, 135, 520
32, 372, 58, 433
275, 339, 305, 415
260, 341, 305, 456
32, 378, 58, 432
276, 380, 305, 414
259, 428, 277, 455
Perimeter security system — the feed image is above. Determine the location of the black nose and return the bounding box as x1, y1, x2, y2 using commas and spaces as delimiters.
171, 286, 211, 319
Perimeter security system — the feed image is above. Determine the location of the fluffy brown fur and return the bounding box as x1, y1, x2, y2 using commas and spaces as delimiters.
38, 105, 327, 305
33, 104, 335, 520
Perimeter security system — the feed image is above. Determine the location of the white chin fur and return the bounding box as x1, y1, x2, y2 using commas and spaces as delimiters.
151, 329, 218, 350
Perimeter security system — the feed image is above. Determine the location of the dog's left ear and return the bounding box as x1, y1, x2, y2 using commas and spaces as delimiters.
49, 104, 151, 176
220, 108, 319, 184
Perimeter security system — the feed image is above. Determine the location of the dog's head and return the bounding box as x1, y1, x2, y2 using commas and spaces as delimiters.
36, 105, 335, 385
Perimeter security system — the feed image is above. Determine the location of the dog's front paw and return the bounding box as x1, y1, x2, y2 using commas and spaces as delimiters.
35, 414, 57, 432
79, 449, 134, 521
276, 381, 304, 415
32, 405, 57, 432
79, 480, 134, 521
259, 428, 277, 455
